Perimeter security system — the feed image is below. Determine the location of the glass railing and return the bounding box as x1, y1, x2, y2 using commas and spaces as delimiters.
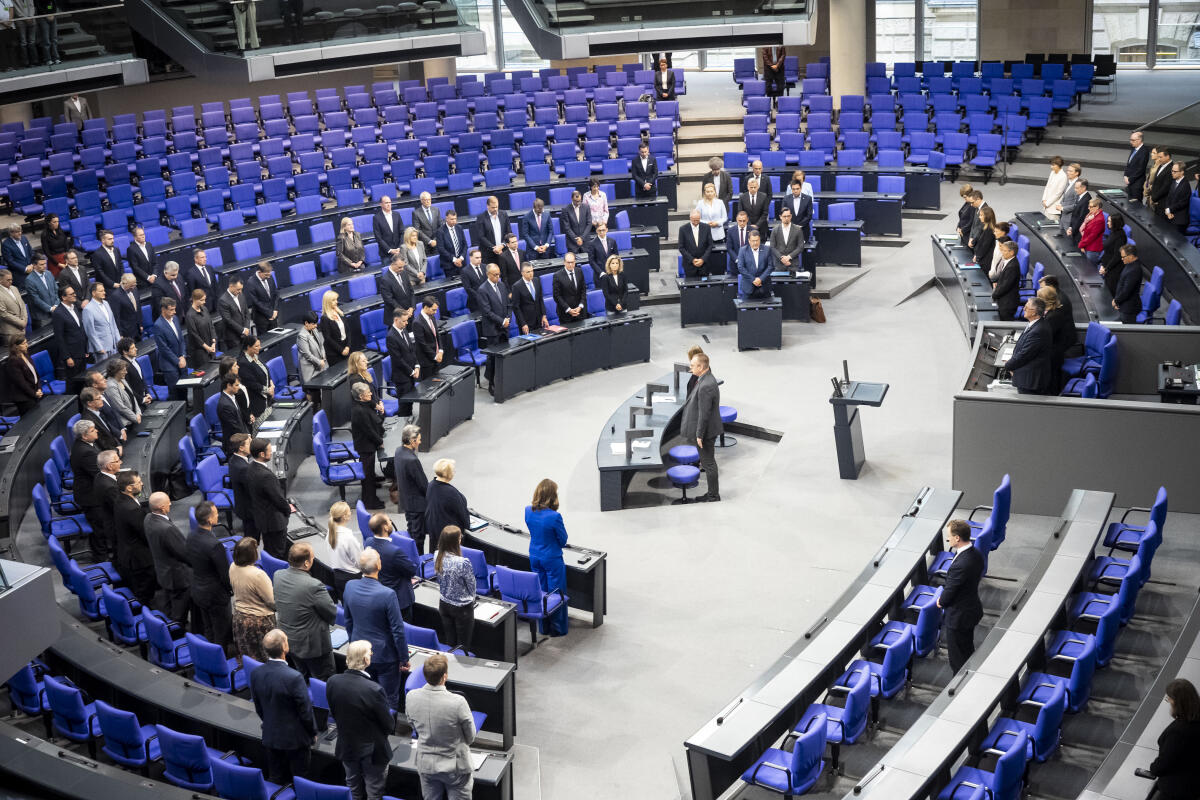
534, 0, 809, 31
148, 0, 479, 54
0, 3, 134, 74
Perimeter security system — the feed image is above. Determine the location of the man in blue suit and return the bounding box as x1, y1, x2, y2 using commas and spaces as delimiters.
26, 254, 58, 329
1004, 297, 1052, 395
585, 221, 618, 270
342, 549, 410, 714
152, 297, 186, 389
2, 224, 33, 292
736, 230, 773, 299
519, 198, 555, 259
364, 513, 417, 622
249, 629, 317, 783
434, 210, 468, 279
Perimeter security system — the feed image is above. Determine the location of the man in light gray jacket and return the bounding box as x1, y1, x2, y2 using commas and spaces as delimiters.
406, 653, 476, 800
273, 542, 338, 680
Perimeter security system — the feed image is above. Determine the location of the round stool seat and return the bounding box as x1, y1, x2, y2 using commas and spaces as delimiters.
667, 465, 701, 503
396, 1, 418, 10
314, 10, 335, 19
668, 445, 699, 465
717, 405, 738, 448
376, 4, 396, 12
343, 7, 363, 16
421, 0, 441, 9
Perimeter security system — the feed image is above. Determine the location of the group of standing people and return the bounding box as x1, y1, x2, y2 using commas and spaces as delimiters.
0, 0, 62, 71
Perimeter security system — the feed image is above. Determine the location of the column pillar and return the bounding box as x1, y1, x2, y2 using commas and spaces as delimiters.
422, 57, 457, 83
829, 0, 867, 111
0, 103, 34, 127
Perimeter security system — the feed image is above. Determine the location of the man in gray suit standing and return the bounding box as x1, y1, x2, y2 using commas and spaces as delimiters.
144, 491, 192, 627
63, 94, 92, 129
273, 542, 338, 680
680, 352, 722, 502
406, 653, 477, 800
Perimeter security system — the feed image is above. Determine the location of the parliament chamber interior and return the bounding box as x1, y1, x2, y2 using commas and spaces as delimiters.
1, 0, 1200, 799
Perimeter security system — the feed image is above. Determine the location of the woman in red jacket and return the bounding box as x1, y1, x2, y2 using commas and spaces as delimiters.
1079, 197, 1106, 267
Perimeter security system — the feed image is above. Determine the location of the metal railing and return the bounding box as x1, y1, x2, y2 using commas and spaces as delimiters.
0, 3, 132, 73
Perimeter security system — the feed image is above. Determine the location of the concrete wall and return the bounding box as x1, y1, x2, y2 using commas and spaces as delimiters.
979, 0, 1090, 61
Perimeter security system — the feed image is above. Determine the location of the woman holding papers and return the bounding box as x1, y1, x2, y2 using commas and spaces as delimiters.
525, 478, 569, 637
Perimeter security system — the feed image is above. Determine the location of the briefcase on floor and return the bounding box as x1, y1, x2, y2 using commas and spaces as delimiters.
810, 297, 826, 323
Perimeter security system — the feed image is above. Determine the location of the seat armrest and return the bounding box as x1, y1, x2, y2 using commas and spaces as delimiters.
967, 504, 993, 521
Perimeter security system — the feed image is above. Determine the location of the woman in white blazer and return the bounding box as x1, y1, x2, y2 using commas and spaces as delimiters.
1041, 155, 1068, 220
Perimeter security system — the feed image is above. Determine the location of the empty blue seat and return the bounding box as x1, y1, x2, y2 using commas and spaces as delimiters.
794, 665, 870, 770
740, 711, 827, 795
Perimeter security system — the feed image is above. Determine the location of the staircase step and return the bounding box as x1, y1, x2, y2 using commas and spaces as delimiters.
677, 123, 745, 143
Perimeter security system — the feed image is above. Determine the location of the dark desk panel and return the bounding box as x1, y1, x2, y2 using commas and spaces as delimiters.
761, 165, 942, 210
302, 350, 382, 428
397, 364, 475, 451
252, 400, 313, 485
814, 220, 864, 266
120, 400, 188, 495
678, 276, 738, 327
0, 395, 75, 541
466, 513, 608, 628
932, 234, 999, 340
774, 273, 812, 321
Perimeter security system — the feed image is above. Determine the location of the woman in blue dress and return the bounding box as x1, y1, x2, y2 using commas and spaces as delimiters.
524, 478, 569, 636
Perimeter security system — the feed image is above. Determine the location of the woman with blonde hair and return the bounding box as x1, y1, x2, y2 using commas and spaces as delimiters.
599, 254, 627, 313
695, 181, 728, 243
423, 458, 470, 553
325, 500, 361, 600
524, 478, 568, 636
228, 536, 276, 662
434, 525, 476, 653
318, 289, 350, 364
336, 217, 366, 273
1037, 285, 1072, 389
346, 350, 385, 412
402, 226, 427, 285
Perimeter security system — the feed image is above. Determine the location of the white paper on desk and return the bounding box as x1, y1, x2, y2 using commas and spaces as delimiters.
608, 443, 626, 455
258, 420, 287, 430
258, 430, 283, 440
652, 394, 676, 404
471, 753, 489, 771
630, 439, 652, 449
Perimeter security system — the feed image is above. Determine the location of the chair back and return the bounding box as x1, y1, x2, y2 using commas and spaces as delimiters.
1096, 338, 1119, 398
211, 758, 271, 800
293, 777, 352, 800
156, 724, 216, 790
4, 663, 44, 715
1092, 595, 1122, 665
496, 565, 545, 614
841, 665, 871, 742
185, 633, 235, 692
43, 675, 91, 739
911, 586, 943, 657
1029, 679, 1067, 760
1057, 632, 1097, 712
461, 546, 493, 592
790, 709, 827, 788
989, 474, 1012, 547
267, 357, 288, 388
143, 608, 189, 669
993, 729, 1029, 800
101, 584, 142, 644
259, 551, 287, 580
403, 621, 445, 651
95, 700, 150, 766
1115, 553, 1143, 624
879, 626, 915, 696
1147, 487, 1168, 534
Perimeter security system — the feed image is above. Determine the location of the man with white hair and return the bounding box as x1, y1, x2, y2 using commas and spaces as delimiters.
412, 191, 441, 250
111, 273, 142, 341
69, 420, 108, 557
326, 640, 394, 800
145, 491, 192, 626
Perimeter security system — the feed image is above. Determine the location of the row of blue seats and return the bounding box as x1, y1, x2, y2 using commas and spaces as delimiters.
735, 59, 1093, 96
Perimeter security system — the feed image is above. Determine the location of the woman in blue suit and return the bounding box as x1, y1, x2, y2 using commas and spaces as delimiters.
524, 479, 569, 636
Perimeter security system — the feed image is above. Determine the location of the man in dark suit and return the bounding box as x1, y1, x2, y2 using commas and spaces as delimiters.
1005, 298, 1053, 394
477, 264, 511, 392
152, 298, 186, 389
372, 196, 405, 263
351, 384, 385, 510
237, 336, 273, 418
89, 230, 124, 291
434, 210, 467, 278
654, 58, 676, 101
245, 262, 279, 335
738, 176, 771, 240
70, 420, 107, 557
1064, 179, 1091, 245
112, 471, 157, 606
742, 160, 774, 206
364, 513, 417, 622
551, 252, 587, 322
678, 210, 713, 278
990, 241, 1022, 322
497, 234, 524, 287
80, 387, 123, 452
586, 221, 618, 270
460, 251, 487, 313
273, 542, 337, 680
117, 339, 153, 408
412, 298, 443, 378
187, 500, 234, 651
1163, 161, 1192, 234
512, 263, 547, 334
342, 550, 410, 713
393, 426, 429, 554
1124, 131, 1150, 202
150, 262, 187, 321
125, 227, 158, 286
472, 196, 510, 259
770, 207, 804, 274
379, 254, 415, 323
680, 352, 722, 502
736, 230, 773, 299
248, 438, 291, 559
326, 641, 395, 798
411, 192, 441, 250
1, 224, 34, 292
726, 211, 752, 275
227, 433, 256, 541
706, 157, 733, 206
630, 142, 659, 200
56, 250, 88, 301
761, 45, 787, 99
185, 250, 221, 313
780, 180, 813, 241
110, 273, 142, 341
218, 277, 252, 352
250, 629, 317, 783
52, 284, 89, 393
1112, 244, 1145, 324
218, 375, 252, 453
559, 191, 591, 256
937, 519, 985, 674
1149, 148, 1173, 212
145, 491, 192, 626
520, 198, 555, 259
387, 309, 420, 411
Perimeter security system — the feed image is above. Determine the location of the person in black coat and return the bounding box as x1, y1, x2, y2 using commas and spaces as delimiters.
184, 251, 222, 314
497, 235, 524, 287
227, 433, 256, 541
4, 336, 41, 414
1162, 162, 1192, 234
1113, 245, 1145, 324
125, 228, 158, 286
738, 178, 771, 241
380, 255, 415, 323
386, 308, 419, 415
412, 298, 443, 378
1098, 213, 1128, 296
1005, 298, 1053, 395
1065, 180, 1092, 245
145, 492, 192, 626
1149, 678, 1200, 800
318, 300, 351, 367
654, 58, 676, 101
325, 643, 394, 798
599, 256, 627, 313
972, 206, 997, 268
512, 263, 547, 333
471, 196, 509, 259
150, 263, 187, 321
70, 422, 107, 557
237, 337, 273, 418
955, 185, 976, 247
551, 254, 588, 322
459, 251, 488, 313
991, 242, 1022, 322
79, 388, 122, 452
90, 231, 124, 291
52, 285, 89, 393
781, 180, 814, 241
424, 459, 470, 553
112, 471, 157, 606
118, 339, 152, 406
585, 222, 618, 271
218, 375, 252, 453
187, 500, 234, 652
630, 143, 659, 200
364, 514, 417, 620
678, 211, 713, 278
218, 279, 253, 353
393, 427, 429, 554
1038, 287, 1074, 391
248, 439, 291, 559
371, 197, 405, 263
936, 519, 985, 674
245, 263, 280, 335
1124, 132, 1150, 202
435, 211, 468, 278
559, 191, 591, 256
350, 384, 386, 510
110, 274, 143, 341
477, 265, 511, 391
250, 629, 318, 784
1149, 149, 1174, 212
